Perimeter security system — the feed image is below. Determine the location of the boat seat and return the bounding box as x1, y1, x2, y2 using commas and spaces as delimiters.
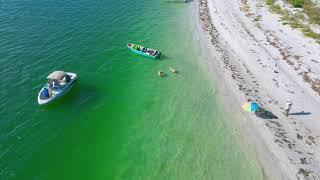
147, 50, 155, 54
40, 89, 51, 100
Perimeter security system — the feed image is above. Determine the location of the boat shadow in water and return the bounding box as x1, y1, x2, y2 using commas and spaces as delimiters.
159, 54, 168, 60
165, 0, 193, 3
44, 81, 102, 110
131, 53, 166, 61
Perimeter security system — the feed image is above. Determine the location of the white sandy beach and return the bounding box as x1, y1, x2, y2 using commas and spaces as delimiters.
196, 0, 320, 179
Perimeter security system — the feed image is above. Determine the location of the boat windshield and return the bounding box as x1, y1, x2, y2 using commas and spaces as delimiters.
47, 76, 70, 91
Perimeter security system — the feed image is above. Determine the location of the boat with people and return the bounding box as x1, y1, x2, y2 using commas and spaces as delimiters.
127, 43, 161, 59
37, 71, 77, 105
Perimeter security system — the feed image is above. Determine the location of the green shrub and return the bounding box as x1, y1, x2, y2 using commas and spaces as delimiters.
304, 0, 320, 25
266, 0, 320, 43
304, 31, 319, 39
291, 0, 304, 8
266, 0, 275, 5
290, 19, 302, 28
271, 5, 283, 13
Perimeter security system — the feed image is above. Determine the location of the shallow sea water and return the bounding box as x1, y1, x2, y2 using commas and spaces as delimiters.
0, 0, 263, 179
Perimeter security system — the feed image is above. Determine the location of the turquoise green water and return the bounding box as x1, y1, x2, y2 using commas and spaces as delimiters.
0, 0, 263, 179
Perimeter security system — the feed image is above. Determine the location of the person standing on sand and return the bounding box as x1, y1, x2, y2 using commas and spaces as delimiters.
284, 100, 293, 116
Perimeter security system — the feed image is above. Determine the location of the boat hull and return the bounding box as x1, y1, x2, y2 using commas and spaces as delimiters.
37, 72, 77, 105
127, 43, 161, 59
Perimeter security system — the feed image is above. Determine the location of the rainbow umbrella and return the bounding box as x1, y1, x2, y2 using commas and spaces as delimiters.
242, 102, 261, 112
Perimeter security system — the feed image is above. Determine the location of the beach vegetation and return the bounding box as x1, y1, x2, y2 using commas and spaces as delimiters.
287, 0, 304, 8
266, 0, 320, 43
266, 0, 275, 5
286, 0, 320, 24
303, 0, 320, 25
254, 15, 261, 21
290, 19, 302, 28
270, 4, 283, 14
303, 28, 320, 39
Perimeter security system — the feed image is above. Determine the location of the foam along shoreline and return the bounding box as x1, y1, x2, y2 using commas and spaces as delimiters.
196, 0, 320, 179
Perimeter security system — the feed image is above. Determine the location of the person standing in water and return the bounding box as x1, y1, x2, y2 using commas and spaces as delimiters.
284, 100, 293, 117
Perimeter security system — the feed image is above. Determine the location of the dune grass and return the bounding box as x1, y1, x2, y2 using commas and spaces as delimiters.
266, 0, 320, 43
266, 0, 276, 5
303, 0, 320, 25
287, 0, 304, 8
285, 0, 320, 25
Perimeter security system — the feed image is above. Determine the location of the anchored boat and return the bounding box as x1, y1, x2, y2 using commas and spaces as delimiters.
37, 71, 77, 105
127, 43, 161, 59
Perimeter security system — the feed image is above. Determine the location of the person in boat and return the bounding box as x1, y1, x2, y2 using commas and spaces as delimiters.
52, 79, 61, 90
65, 74, 71, 82
49, 80, 54, 97
153, 51, 159, 56
52, 80, 57, 89
43, 87, 50, 98
61, 74, 71, 84
142, 47, 147, 52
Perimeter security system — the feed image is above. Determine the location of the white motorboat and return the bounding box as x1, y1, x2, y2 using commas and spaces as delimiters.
37, 71, 77, 105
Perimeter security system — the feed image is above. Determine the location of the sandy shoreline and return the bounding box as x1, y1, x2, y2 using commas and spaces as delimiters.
195, 0, 320, 179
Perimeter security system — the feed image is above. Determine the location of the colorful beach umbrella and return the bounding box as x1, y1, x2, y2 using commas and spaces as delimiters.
242, 102, 261, 112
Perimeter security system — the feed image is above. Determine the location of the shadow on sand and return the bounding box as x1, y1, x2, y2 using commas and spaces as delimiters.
290, 111, 312, 116
255, 108, 278, 119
